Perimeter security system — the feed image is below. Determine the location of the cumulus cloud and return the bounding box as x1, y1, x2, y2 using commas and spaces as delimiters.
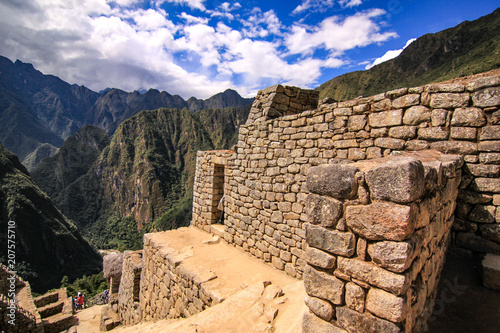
292, 0, 335, 15
0, 0, 399, 98
286, 9, 397, 55
241, 8, 282, 38
365, 38, 416, 69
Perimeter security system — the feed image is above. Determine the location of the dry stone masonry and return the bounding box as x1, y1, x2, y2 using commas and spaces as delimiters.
112, 74, 500, 333
0, 265, 43, 333
191, 75, 500, 283
245, 84, 319, 125
117, 250, 143, 325
302, 151, 462, 333
139, 233, 223, 321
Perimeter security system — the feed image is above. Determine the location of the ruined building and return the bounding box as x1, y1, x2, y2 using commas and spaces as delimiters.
109, 74, 500, 332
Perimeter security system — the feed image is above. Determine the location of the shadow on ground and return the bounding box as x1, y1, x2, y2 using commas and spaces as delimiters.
426, 246, 500, 333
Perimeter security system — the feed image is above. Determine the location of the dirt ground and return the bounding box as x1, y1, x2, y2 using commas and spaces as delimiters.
72, 229, 500, 333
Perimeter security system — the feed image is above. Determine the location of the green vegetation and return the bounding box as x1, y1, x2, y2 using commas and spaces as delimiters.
317, 8, 500, 100
61, 272, 108, 298
0, 143, 102, 293
84, 213, 149, 251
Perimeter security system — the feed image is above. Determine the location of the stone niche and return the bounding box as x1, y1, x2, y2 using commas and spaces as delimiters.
302, 150, 463, 333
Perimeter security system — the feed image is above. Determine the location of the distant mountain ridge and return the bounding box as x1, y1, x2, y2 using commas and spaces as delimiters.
0, 55, 254, 169
31, 105, 249, 250
0, 143, 102, 292
317, 8, 500, 100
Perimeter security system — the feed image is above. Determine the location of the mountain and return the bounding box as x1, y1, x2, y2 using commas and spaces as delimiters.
196, 105, 251, 149
85, 88, 187, 134
317, 8, 500, 100
0, 87, 64, 165
0, 56, 100, 138
0, 55, 254, 170
30, 105, 248, 251
31, 125, 110, 202
187, 89, 254, 112
0, 143, 102, 292
87, 88, 253, 134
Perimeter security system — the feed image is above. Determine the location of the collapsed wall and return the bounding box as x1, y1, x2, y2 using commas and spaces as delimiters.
302, 151, 462, 333
191, 75, 500, 280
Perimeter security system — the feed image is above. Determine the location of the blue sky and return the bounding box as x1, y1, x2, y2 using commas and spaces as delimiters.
0, 0, 497, 98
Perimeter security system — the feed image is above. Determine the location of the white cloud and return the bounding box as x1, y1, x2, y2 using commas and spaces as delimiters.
178, 11, 209, 24
365, 38, 416, 69
240, 8, 282, 38
292, 0, 334, 15
162, 0, 206, 11
0, 0, 400, 99
339, 0, 362, 8
286, 9, 397, 55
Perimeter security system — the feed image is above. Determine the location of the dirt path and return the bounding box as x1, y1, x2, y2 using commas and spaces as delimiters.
73, 305, 104, 333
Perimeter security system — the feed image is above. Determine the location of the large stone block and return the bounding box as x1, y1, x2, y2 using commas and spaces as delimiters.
479, 153, 500, 164
456, 232, 500, 254
481, 126, 500, 140
367, 241, 413, 273
345, 282, 365, 313
467, 76, 500, 91
306, 247, 336, 269
305, 295, 334, 321
306, 164, 359, 199
479, 224, 500, 243
306, 223, 356, 257
368, 109, 403, 128
451, 107, 487, 127
430, 141, 478, 155
365, 288, 408, 323
365, 156, 425, 204
305, 194, 343, 227
304, 265, 345, 304
471, 178, 500, 193
482, 253, 500, 291
430, 93, 469, 108
472, 86, 500, 107
336, 307, 401, 333
302, 311, 347, 333
468, 205, 496, 223
374, 137, 405, 150
337, 257, 408, 295
392, 94, 420, 109
345, 202, 416, 241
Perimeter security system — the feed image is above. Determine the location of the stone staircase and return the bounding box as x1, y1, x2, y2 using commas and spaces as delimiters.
33, 288, 77, 333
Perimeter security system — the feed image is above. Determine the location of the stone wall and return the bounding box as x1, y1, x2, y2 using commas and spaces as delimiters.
0, 265, 43, 333
245, 84, 319, 125
191, 75, 500, 280
301, 151, 462, 333
192, 150, 234, 231
139, 233, 220, 321
117, 250, 143, 325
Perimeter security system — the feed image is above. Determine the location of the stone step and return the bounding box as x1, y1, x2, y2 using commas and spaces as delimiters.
42, 312, 78, 333
34, 290, 60, 308
38, 300, 64, 319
